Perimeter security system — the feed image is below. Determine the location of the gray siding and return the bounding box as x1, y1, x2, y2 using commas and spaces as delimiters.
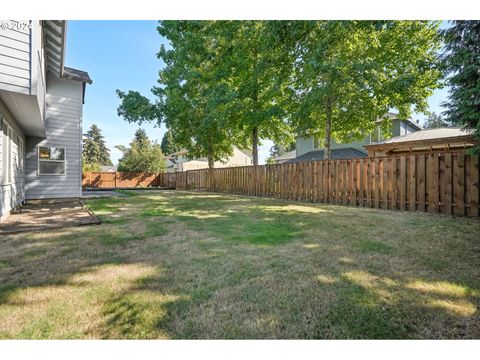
0, 21, 31, 94
296, 136, 315, 157
0, 98, 25, 220
24, 73, 83, 199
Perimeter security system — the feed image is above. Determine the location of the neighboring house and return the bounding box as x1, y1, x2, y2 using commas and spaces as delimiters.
0, 20, 91, 221
99, 166, 117, 172
365, 128, 477, 156
166, 146, 253, 172
277, 113, 421, 164
270, 150, 296, 164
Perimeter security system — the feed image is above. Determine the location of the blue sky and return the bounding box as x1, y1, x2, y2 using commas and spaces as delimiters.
65, 20, 449, 165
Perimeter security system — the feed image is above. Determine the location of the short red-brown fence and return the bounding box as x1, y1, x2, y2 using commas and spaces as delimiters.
82, 171, 176, 189
83, 151, 479, 217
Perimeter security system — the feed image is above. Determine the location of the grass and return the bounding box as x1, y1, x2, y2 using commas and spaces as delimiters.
1, 190, 479, 339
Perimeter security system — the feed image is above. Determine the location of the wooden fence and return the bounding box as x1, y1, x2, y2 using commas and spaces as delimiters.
83, 151, 479, 217
82, 171, 176, 189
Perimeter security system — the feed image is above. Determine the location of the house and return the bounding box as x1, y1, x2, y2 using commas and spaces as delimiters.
99, 165, 117, 172
270, 150, 296, 164
271, 113, 421, 164
0, 20, 91, 221
365, 127, 477, 156
166, 146, 253, 172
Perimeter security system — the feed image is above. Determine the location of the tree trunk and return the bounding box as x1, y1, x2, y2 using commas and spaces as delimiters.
206, 143, 215, 190
207, 153, 214, 169
324, 98, 333, 160
252, 127, 259, 166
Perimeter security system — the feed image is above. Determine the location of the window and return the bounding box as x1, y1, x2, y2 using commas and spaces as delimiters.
1, 116, 12, 184
38, 146, 65, 175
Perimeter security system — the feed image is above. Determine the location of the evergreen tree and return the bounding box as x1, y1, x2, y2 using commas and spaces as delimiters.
269, 141, 295, 158
266, 141, 296, 164
442, 21, 480, 150
161, 129, 180, 155
82, 124, 112, 168
116, 130, 165, 173
424, 112, 451, 129
133, 128, 148, 145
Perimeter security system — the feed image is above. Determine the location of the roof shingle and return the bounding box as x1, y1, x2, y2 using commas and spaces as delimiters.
286, 147, 367, 163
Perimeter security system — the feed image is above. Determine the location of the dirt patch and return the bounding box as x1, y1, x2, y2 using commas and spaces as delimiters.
0, 201, 100, 235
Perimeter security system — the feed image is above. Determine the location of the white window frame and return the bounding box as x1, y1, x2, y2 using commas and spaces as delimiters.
37, 145, 66, 176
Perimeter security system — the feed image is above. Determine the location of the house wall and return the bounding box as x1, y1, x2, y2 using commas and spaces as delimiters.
295, 119, 420, 158
0, 21, 31, 95
179, 160, 210, 172
30, 21, 46, 121
218, 147, 252, 167
0, 21, 45, 101
24, 73, 83, 199
296, 136, 315, 157
0, 98, 25, 221
392, 119, 419, 137
172, 147, 253, 172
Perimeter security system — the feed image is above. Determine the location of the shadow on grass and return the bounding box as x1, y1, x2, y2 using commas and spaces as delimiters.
0, 191, 479, 339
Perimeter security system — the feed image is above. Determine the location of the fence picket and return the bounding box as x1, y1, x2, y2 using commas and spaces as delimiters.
82, 151, 478, 217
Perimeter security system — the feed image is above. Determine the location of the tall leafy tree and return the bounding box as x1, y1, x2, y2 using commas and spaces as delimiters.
117, 21, 237, 169
442, 21, 480, 150
224, 21, 293, 165
424, 112, 451, 129
279, 21, 443, 159
116, 129, 165, 172
160, 129, 180, 155
82, 124, 112, 167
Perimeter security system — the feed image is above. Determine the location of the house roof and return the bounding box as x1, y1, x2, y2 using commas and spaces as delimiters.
99, 165, 117, 172
365, 127, 476, 151
286, 148, 367, 163
380, 112, 423, 131
42, 21, 92, 104
63, 67, 92, 84
43, 20, 66, 77
272, 150, 296, 162
169, 146, 252, 159
169, 149, 188, 156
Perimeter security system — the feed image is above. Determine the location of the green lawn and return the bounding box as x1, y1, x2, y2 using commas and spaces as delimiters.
0, 190, 479, 339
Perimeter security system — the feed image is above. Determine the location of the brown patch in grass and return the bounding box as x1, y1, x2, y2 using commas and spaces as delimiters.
0, 191, 479, 339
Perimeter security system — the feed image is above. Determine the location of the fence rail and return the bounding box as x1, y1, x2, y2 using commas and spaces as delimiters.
83, 151, 479, 217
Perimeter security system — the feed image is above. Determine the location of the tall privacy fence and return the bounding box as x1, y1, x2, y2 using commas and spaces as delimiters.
83, 151, 479, 217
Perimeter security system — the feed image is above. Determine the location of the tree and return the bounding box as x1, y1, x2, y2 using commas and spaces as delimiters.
117, 21, 238, 170
269, 141, 295, 158
82, 159, 100, 172
424, 112, 451, 129
160, 129, 180, 155
82, 124, 112, 168
442, 21, 480, 150
266, 141, 296, 164
223, 21, 294, 165
280, 21, 443, 159
116, 129, 166, 173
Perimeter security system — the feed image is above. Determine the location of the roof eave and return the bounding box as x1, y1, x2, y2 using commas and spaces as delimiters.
365, 134, 477, 151
43, 20, 66, 77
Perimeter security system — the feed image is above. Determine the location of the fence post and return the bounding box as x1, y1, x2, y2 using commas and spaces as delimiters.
185, 170, 188, 190
114, 172, 117, 188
